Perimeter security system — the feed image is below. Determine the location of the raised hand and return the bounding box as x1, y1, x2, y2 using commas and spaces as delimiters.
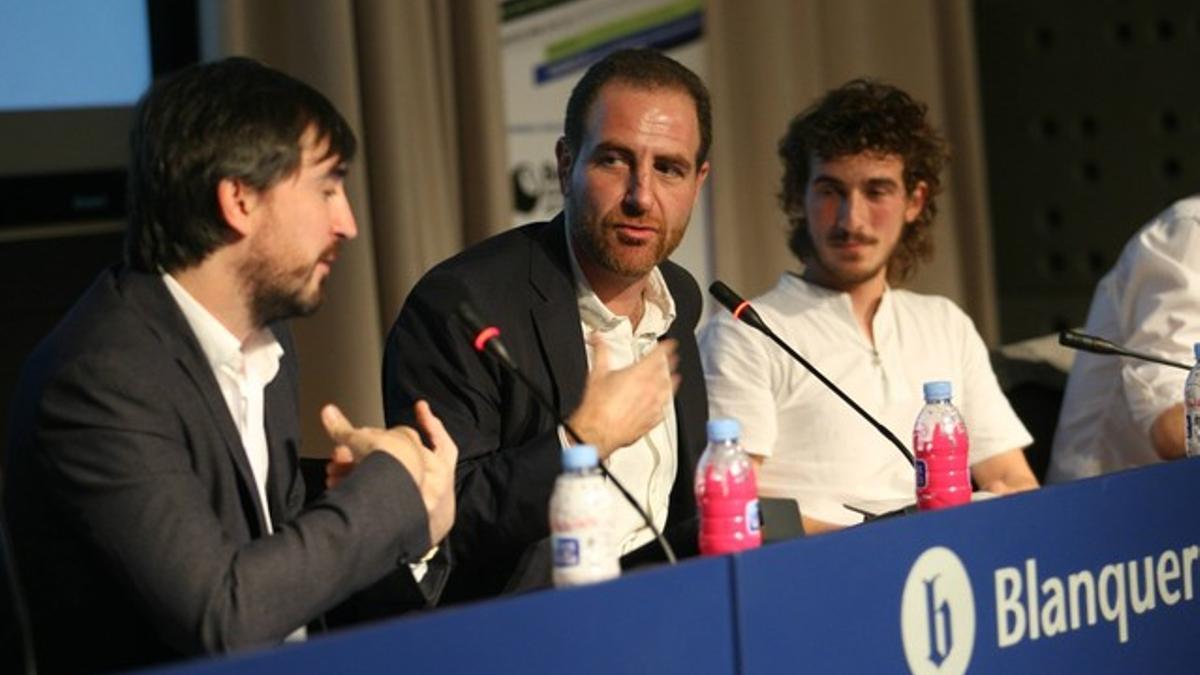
320, 402, 458, 544
566, 337, 680, 458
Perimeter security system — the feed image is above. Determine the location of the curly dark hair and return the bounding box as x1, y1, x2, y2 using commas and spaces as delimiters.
778, 78, 948, 284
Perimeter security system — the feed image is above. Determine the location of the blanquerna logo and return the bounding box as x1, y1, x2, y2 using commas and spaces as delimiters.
901, 546, 976, 675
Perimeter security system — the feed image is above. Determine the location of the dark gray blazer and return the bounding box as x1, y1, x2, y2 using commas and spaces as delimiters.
4, 267, 432, 674
383, 215, 708, 604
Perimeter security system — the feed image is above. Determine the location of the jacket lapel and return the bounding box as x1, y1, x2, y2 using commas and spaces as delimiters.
123, 270, 272, 535
264, 323, 301, 523
528, 216, 588, 416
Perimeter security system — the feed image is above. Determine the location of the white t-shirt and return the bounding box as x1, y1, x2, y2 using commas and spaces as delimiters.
699, 273, 1031, 525
1049, 196, 1200, 481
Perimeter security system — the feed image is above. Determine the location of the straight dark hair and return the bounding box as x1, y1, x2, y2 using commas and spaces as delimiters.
563, 48, 712, 166
125, 57, 356, 273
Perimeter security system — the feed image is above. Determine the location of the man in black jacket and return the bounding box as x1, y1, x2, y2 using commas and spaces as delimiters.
384, 48, 711, 602
4, 58, 456, 674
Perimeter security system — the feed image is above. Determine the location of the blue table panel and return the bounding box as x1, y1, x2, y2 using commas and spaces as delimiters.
143, 554, 737, 675
734, 459, 1200, 674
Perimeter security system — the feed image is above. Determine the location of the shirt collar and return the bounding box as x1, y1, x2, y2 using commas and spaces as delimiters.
161, 273, 283, 376
784, 271, 894, 343
785, 271, 893, 304
563, 218, 676, 338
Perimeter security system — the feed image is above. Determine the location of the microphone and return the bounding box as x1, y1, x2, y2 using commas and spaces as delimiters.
1059, 330, 1191, 371
708, 281, 915, 466
456, 301, 678, 565
709, 281, 768, 332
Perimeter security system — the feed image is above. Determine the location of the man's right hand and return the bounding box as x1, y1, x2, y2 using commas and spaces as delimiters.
566, 337, 679, 458
321, 403, 457, 545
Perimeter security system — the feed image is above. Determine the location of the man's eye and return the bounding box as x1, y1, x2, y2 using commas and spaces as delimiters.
657, 162, 685, 177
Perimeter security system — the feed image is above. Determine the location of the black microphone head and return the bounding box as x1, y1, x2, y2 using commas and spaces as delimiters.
457, 301, 487, 336
709, 280, 743, 313
1059, 330, 1118, 355
709, 280, 768, 332
456, 301, 513, 364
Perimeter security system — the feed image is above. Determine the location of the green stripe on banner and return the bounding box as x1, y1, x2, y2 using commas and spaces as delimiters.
501, 0, 575, 24
544, 0, 702, 61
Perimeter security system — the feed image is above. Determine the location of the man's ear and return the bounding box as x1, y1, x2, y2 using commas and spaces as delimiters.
216, 177, 261, 237
904, 181, 929, 224
694, 160, 711, 197
554, 137, 574, 196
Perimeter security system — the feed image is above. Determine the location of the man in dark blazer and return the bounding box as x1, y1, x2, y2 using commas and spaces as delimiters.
4, 58, 456, 674
383, 49, 712, 603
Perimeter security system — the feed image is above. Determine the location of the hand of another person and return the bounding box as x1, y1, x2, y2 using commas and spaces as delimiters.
320, 403, 458, 544
325, 444, 355, 490
566, 337, 679, 459
411, 400, 457, 544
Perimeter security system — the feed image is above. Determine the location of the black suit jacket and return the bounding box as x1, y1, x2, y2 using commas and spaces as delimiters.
4, 267, 432, 674
383, 216, 708, 603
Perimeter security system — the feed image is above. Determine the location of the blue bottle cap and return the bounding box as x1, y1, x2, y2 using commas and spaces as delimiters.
1193, 342, 1200, 360
923, 380, 952, 401
707, 418, 741, 442
562, 444, 598, 471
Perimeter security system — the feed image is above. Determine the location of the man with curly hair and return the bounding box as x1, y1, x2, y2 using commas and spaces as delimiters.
700, 79, 1037, 533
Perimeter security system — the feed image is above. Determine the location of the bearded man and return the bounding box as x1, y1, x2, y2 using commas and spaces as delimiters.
4, 58, 456, 674
700, 79, 1038, 535
383, 48, 711, 602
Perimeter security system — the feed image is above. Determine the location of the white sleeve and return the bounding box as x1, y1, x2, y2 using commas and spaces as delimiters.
953, 303, 1033, 464
1117, 214, 1200, 435
698, 313, 780, 458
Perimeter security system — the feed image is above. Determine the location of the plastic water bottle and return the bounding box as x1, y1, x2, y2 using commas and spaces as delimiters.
913, 381, 971, 510
695, 418, 762, 555
1185, 343, 1200, 458
550, 444, 618, 587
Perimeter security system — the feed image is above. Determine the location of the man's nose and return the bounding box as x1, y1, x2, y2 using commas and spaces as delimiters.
622, 166, 653, 215
334, 202, 358, 240
838, 191, 868, 232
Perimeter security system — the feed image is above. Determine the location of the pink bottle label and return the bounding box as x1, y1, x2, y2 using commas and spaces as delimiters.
697, 463, 762, 555
914, 422, 970, 510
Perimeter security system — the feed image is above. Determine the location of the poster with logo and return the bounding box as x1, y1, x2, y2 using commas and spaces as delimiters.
500, 0, 712, 293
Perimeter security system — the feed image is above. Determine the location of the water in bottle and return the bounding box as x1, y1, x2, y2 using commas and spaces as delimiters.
695, 418, 762, 555
1185, 343, 1200, 458
913, 381, 971, 510
550, 444, 619, 587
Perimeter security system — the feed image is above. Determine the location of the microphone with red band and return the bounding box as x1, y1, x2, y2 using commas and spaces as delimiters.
1058, 329, 1191, 371
710, 280, 768, 332
708, 281, 916, 467
472, 326, 501, 355
456, 301, 678, 565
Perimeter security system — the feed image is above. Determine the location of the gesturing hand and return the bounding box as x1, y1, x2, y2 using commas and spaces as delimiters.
566, 337, 680, 458
320, 402, 458, 544
411, 400, 457, 544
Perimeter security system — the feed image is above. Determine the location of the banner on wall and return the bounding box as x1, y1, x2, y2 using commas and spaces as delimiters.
500, 0, 712, 292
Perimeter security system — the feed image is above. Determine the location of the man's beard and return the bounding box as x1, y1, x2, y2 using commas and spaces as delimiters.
240, 246, 333, 326
569, 209, 683, 279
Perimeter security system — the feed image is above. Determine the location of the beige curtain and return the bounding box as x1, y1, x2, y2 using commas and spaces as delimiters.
705, 0, 1000, 344
199, 0, 510, 453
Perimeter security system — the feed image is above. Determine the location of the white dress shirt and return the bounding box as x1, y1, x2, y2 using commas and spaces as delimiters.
162, 274, 304, 641
700, 273, 1031, 525
564, 229, 678, 555
1049, 196, 1200, 481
